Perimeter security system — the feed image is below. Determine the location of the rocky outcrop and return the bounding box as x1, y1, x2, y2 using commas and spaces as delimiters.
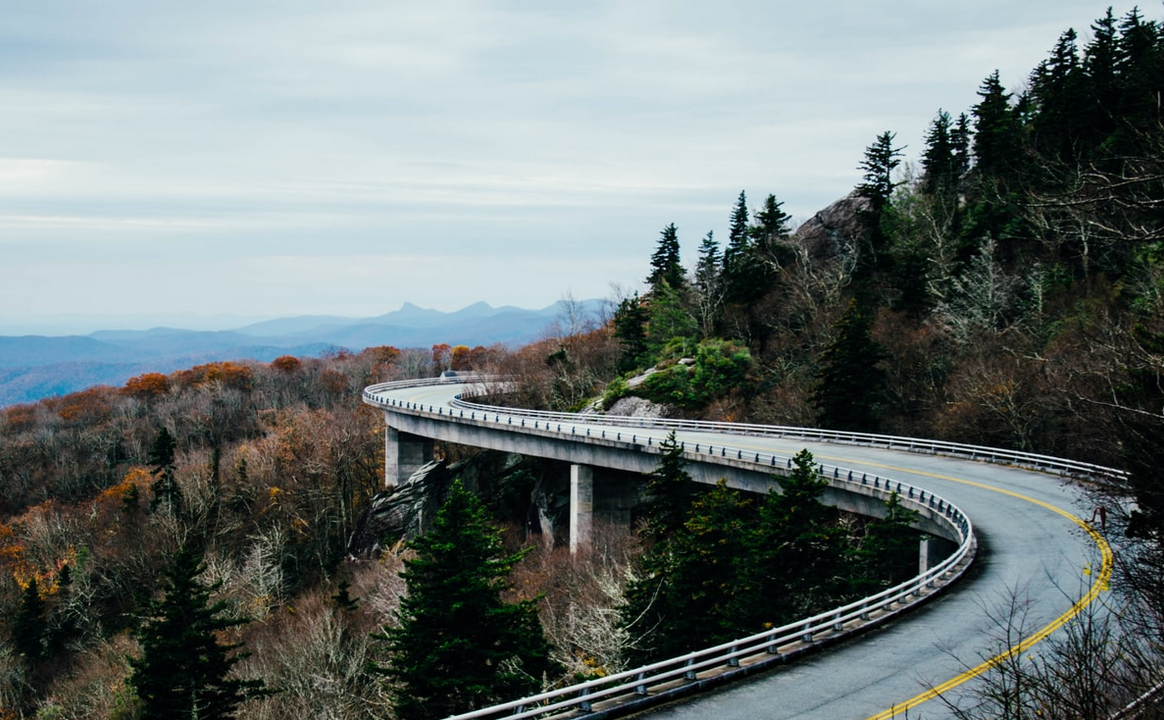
791, 191, 869, 260
346, 451, 575, 556
605, 395, 670, 419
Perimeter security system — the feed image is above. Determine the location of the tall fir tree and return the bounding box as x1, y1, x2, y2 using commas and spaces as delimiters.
13, 577, 46, 663
611, 293, 649, 373
130, 544, 268, 720
721, 190, 753, 303
148, 426, 182, 513
647, 223, 685, 292
750, 449, 849, 626
971, 71, 1022, 181
921, 110, 955, 196
379, 480, 558, 720
750, 193, 794, 282
640, 431, 698, 543
621, 480, 754, 664
856, 131, 904, 272
693, 230, 724, 336
1028, 28, 1087, 160
811, 299, 887, 431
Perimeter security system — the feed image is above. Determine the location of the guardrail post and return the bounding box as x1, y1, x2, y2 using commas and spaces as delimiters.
578, 687, 592, 712
684, 658, 697, 680
728, 646, 740, 667
635, 672, 648, 695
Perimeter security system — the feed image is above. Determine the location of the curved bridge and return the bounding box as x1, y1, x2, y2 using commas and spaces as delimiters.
363, 378, 1115, 720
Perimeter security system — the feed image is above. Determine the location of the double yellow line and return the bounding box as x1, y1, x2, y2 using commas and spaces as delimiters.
856, 463, 1115, 720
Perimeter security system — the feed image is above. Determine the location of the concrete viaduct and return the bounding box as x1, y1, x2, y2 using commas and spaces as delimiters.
362, 377, 1115, 720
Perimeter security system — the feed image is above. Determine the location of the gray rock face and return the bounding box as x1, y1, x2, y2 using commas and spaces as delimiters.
346, 451, 574, 556
792, 192, 869, 260
605, 395, 670, 418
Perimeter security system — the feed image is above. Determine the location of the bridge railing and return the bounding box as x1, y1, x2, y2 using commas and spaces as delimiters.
449, 380, 1121, 482
363, 378, 985, 719
364, 377, 1124, 484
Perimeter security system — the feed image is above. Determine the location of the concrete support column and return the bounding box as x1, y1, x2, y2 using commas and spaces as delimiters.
570, 464, 594, 556
919, 535, 938, 575
384, 424, 434, 489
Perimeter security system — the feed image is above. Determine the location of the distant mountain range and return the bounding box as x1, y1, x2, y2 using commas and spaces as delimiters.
0, 299, 608, 407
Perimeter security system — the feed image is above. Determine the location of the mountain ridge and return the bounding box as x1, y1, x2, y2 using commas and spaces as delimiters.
0, 299, 607, 406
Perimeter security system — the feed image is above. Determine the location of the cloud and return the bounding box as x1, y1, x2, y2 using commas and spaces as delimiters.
0, 0, 1132, 332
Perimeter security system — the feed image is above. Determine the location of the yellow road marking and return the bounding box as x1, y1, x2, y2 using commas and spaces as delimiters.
854, 461, 1114, 720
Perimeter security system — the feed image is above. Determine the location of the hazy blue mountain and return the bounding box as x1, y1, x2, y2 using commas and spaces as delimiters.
0, 299, 607, 406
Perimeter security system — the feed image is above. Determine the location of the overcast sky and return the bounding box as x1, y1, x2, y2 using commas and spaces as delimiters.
0, 1, 1138, 334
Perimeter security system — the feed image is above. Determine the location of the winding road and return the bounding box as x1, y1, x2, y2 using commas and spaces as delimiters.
363, 379, 1113, 720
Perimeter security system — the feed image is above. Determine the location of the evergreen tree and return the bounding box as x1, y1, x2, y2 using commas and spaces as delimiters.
972, 71, 1022, 180
693, 230, 724, 337
752, 193, 792, 245
645, 282, 698, 356
148, 426, 182, 513
950, 112, 973, 182
750, 449, 848, 627
721, 190, 753, 303
47, 563, 78, 655
640, 431, 698, 543
647, 223, 685, 292
856, 131, 904, 272
1028, 28, 1087, 159
921, 110, 955, 196
13, 577, 46, 663
811, 299, 887, 431
130, 544, 268, 720
748, 193, 794, 287
380, 480, 558, 720
621, 480, 754, 664
611, 293, 649, 372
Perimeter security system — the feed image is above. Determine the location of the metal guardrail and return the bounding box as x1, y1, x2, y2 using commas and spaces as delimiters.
362, 378, 991, 719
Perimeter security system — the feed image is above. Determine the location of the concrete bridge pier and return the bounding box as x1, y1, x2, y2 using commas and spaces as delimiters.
569, 464, 593, 556
384, 425, 434, 489
919, 534, 955, 574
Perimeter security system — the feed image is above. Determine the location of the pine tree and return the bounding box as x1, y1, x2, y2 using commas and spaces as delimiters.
750, 449, 849, 626
148, 426, 182, 513
921, 110, 955, 196
972, 71, 1022, 180
856, 131, 904, 272
647, 223, 685, 292
13, 577, 46, 663
749, 193, 793, 285
621, 480, 754, 664
693, 230, 724, 336
721, 190, 753, 303
950, 112, 972, 182
640, 431, 698, 543
811, 299, 887, 431
380, 480, 558, 720
1028, 28, 1087, 159
611, 293, 649, 372
130, 544, 268, 720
